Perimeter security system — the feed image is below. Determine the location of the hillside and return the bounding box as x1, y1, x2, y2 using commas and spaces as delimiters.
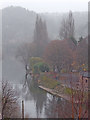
2, 6, 88, 43
2, 6, 88, 58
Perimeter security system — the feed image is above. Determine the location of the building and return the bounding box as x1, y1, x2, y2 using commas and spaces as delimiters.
79, 72, 90, 91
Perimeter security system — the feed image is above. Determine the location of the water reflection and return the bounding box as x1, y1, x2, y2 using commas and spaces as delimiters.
45, 95, 72, 118
23, 74, 72, 118
23, 74, 47, 118
2, 44, 73, 118
2, 55, 72, 118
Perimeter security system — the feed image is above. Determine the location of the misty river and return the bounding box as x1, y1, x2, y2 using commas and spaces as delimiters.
2, 55, 71, 118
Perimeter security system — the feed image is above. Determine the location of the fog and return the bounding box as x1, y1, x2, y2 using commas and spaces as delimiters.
2, 6, 88, 82
1, 2, 88, 118
0, 0, 88, 13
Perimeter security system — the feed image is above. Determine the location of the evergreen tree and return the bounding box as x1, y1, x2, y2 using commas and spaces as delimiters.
33, 15, 49, 57
67, 11, 75, 39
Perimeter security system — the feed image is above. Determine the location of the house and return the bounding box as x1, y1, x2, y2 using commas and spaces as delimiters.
79, 72, 90, 91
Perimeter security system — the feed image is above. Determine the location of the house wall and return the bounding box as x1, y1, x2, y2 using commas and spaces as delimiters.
79, 75, 88, 90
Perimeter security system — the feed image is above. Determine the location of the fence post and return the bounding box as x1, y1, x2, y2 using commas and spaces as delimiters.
22, 100, 24, 119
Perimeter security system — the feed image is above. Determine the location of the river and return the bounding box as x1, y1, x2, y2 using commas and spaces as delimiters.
2, 55, 72, 118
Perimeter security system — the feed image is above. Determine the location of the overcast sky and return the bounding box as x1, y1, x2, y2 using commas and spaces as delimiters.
0, 0, 89, 13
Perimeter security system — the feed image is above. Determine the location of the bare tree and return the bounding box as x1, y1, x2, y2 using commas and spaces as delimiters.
59, 18, 68, 40
69, 73, 88, 119
16, 42, 31, 69
2, 81, 21, 118
16, 42, 39, 71
59, 11, 75, 40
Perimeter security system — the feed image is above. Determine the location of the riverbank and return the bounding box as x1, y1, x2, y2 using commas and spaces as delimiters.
38, 73, 71, 101
37, 73, 88, 103
39, 85, 70, 101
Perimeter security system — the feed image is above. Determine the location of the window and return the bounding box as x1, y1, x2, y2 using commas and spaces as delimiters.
86, 79, 87, 83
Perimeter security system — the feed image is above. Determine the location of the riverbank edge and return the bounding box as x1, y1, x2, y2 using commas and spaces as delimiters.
38, 85, 70, 101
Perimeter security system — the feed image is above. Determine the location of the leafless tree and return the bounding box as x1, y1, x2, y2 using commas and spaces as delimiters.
2, 81, 21, 118
15, 42, 33, 72
69, 73, 88, 119
59, 11, 75, 40
59, 18, 68, 40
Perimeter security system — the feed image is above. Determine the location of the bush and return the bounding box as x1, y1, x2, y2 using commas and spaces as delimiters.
61, 69, 67, 73
39, 62, 49, 72
33, 62, 49, 73
33, 64, 40, 74
30, 57, 43, 68
64, 87, 72, 95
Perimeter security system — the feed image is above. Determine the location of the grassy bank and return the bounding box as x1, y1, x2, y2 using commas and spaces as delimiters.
38, 73, 88, 102
38, 73, 72, 97
39, 74, 60, 89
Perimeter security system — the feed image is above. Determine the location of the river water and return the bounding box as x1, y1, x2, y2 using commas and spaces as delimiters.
2, 55, 72, 118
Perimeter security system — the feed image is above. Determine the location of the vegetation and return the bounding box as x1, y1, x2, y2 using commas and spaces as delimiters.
39, 62, 49, 72
30, 57, 49, 73
2, 81, 20, 118
30, 57, 43, 68
39, 75, 60, 89
64, 87, 72, 95
59, 11, 75, 40
33, 64, 40, 74
15, 11, 87, 73
44, 39, 73, 72
33, 16, 49, 57
3, 7, 88, 119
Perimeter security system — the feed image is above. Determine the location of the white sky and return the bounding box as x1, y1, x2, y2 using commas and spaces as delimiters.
0, 0, 89, 13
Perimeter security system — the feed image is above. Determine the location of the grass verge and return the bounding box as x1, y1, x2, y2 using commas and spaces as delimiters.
39, 75, 60, 89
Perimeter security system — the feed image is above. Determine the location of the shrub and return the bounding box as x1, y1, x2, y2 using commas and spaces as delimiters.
61, 69, 67, 73
39, 62, 49, 72
30, 57, 43, 68
33, 62, 49, 73
33, 64, 40, 74
64, 87, 72, 95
